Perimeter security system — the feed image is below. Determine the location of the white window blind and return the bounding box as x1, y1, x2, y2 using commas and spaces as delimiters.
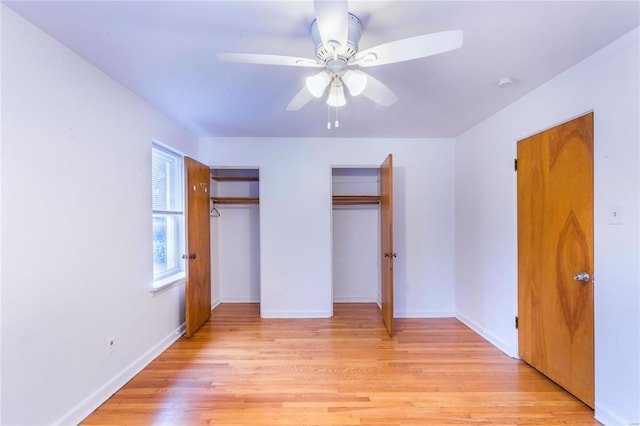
152, 144, 184, 285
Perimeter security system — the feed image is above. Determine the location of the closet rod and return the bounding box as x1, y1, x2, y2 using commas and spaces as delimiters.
211, 196, 259, 205
332, 195, 381, 205
211, 176, 259, 182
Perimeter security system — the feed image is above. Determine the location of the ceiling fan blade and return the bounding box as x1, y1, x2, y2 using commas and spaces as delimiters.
360, 73, 398, 107
355, 29, 463, 67
313, 0, 348, 53
217, 53, 323, 68
286, 87, 315, 111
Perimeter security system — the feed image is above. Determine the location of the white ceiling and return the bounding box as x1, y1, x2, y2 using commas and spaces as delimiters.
4, 1, 639, 138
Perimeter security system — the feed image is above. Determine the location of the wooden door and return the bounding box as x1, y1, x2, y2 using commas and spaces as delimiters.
184, 157, 212, 337
380, 154, 394, 337
517, 113, 594, 407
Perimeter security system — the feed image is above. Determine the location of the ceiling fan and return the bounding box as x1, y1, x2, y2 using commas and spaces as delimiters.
217, 1, 463, 112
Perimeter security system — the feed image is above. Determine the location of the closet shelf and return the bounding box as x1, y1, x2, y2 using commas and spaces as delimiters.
212, 195, 377, 205
333, 195, 381, 205
211, 176, 259, 182
211, 197, 259, 205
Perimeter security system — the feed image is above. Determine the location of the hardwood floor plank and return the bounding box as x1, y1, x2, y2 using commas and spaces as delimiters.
83, 303, 597, 425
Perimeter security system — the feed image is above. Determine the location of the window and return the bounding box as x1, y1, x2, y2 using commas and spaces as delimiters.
152, 144, 185, 288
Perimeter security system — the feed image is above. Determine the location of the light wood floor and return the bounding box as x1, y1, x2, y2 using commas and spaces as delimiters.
83, 303, 598, 425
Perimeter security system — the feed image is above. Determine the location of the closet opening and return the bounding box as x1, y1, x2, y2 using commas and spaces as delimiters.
331, 167, 381, 307
210, 168, 260, 309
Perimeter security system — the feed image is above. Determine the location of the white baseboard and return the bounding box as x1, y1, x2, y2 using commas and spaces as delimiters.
55, 322, 186, 425
595, 402, 636, 426
395, 309, 454, 318
333, 296, 378, 303
220, 297, 260, 303
455, 311, 514, 357
260, 309, 331, 318
211, 296, 221, 310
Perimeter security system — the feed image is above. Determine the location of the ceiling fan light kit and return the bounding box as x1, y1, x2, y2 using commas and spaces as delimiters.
327, 80, 347, 107
217, 0, 464, 126
310, 12, 366, 107
342, 70, 367, 96
306, 71, 332, 97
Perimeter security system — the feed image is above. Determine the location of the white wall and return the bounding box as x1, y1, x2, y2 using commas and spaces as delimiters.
199, 138, 456, 319
332, 206, 380, 302
455, 28, 639, 425
0, 6, 197, 425
211, 206, 261, 303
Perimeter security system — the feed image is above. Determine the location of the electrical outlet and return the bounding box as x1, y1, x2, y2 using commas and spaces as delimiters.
107, 337, 116, 355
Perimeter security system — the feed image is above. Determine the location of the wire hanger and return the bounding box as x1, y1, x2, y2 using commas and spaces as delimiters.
210, 198, 220, 217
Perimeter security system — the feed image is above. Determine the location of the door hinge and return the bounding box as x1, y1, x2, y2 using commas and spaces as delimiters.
515, 316, 519, 329
514, 158, 518, 171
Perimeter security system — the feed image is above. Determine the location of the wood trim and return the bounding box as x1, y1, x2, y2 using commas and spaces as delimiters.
211, 176, 259, 182
212, 195, 379, 205
211, 197, 259, 205
332, 195, 381, 205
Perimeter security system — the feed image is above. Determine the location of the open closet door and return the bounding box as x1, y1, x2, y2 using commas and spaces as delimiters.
184, 157, 211, 337
380, 154, 394, 337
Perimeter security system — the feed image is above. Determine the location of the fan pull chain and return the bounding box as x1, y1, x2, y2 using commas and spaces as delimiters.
326, 105, 340, 130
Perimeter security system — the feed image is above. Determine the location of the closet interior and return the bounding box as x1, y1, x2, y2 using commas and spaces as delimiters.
332, 167, 381, 304
210, 168, 261, 304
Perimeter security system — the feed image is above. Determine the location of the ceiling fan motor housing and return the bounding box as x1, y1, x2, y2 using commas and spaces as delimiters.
311, 13, 362, 64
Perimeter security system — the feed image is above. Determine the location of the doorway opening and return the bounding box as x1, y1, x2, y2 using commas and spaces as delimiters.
210, 168, 261, 308
331, 167, 381, 305
331, 154, 394, 336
